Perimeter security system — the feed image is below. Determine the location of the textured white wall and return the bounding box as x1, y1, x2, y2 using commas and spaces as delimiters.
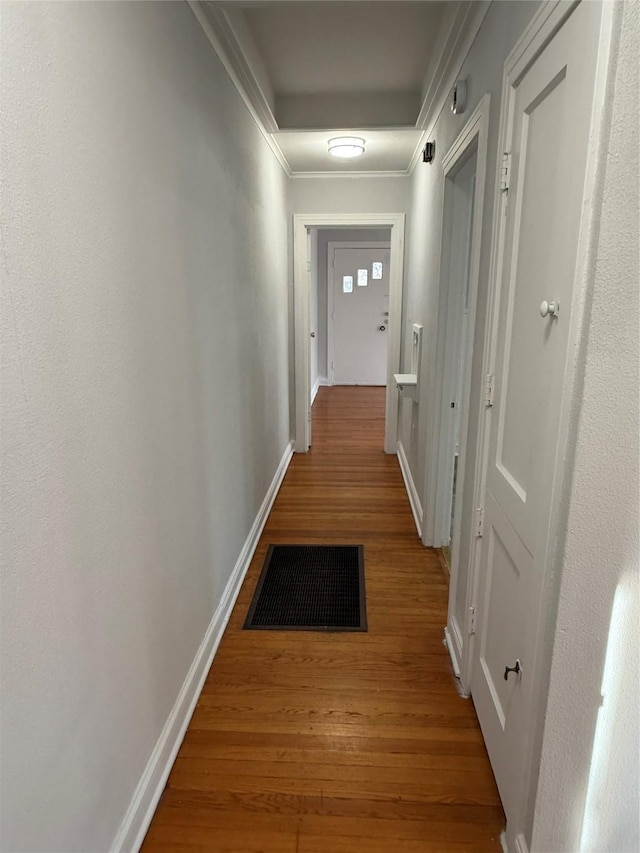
531, 3, 639, 849
0, 3, 290, 851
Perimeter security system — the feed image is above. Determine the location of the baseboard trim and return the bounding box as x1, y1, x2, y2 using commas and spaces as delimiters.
111, 440, 294, 853
397, 441, 423, 536
500, 831, 528, 853
444, 625, 462, 679
311, 377, 330, 405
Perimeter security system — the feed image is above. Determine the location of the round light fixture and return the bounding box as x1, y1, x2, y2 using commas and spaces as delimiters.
328, 136, 365, 159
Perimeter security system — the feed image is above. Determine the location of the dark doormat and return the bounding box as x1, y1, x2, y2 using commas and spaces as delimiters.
244, 545, 367, 632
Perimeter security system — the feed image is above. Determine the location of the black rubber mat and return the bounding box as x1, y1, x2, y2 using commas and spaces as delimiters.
244, 545, 366, 631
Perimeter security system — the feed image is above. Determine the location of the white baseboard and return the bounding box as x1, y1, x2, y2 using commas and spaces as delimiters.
515, 833, 529, 853
396, 440, 423, 536
311, 377, 330, 405
111, 440, 294, 853
444, 626, 462, 678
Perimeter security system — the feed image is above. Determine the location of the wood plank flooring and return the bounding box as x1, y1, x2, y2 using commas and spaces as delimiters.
142, 386, 504, 852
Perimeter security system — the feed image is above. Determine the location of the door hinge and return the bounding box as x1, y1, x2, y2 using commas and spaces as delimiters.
468, 606, 476, 635
484, 373, 494, 408
475, 506, 485, 538
500, 151, 511, 192
306, 260, 312, 273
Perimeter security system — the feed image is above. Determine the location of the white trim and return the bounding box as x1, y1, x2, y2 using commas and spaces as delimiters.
445, 615, 470, 697
293, 214, 406, 455
187, 1, 291, 176
201, 5, 278, 133
514, 833, 529, 853
311, 377, 320, 405
110, 441, 294, 853
444, 626, 462, 681
418, 97, 489, 701
290, 170, 411, 179
408, 2, 492, 174
327, 240, 392, 387
397, 441, 423, 535
424, 95, 490, 552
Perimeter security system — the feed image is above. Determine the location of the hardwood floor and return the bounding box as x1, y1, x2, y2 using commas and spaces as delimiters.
142, 386, 504, 852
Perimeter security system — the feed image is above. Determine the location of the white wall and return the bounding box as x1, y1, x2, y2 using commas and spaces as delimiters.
315, 228, 391, 381
291, 176, 410, 215
399, 3, 538, 626
0, 3, 290, 851
531, 3, 639, 849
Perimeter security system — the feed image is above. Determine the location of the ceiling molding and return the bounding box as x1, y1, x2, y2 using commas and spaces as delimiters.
201, 3, 279, 133
409, 0, 492, 174
187, 0, 292, 176
290, 170, 410, 180
189, 0, 491, 179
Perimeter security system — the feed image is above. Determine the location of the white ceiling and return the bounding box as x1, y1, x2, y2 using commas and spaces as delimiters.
277, 128, 424, 173
197, 1, 480, 175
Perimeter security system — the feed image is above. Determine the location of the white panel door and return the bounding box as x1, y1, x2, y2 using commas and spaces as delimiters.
470, 1, 603, 822
331, 247, 390, 385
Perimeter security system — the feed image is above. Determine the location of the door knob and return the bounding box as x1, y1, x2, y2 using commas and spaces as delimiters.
378, 325, 386, 332
504, 659, 522, 681
539, 300, 559, 317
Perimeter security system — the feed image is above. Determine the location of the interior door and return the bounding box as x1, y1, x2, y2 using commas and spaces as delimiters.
331, 246, 390, 385
470, 1, 603, 823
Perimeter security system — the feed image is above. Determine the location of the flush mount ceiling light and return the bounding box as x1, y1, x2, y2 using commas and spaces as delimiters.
328, 136, 365, 159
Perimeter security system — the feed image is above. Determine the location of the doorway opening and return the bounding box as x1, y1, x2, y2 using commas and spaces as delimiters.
320, 232, 392, 391
419, 96, 490, 685
308, 230, 392, 403
434, 148, 477, 564
293, 214, 406, 454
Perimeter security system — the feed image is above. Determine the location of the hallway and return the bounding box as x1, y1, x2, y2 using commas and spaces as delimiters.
142, 387, 503, 852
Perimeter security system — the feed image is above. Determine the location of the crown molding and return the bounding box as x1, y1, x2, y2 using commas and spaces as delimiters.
187, 0, 292, 176
201, 3, 279, 134
189, 0, 492, 180
290, 170, 410, 180
409, 0, 492, 174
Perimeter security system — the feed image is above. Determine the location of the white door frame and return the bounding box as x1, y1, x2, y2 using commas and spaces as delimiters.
293, 213, 406, 453
327, 240, 392, 386
417, 96, 490, 687
454, 0, 616, 845
424, 94, 490, 560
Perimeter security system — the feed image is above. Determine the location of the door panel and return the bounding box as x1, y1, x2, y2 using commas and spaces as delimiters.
471, 0, 603, 824
331, 247, 390, 385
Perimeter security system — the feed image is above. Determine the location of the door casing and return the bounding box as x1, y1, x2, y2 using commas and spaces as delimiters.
418, 96, 490, 683
293, 213, 406, 454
